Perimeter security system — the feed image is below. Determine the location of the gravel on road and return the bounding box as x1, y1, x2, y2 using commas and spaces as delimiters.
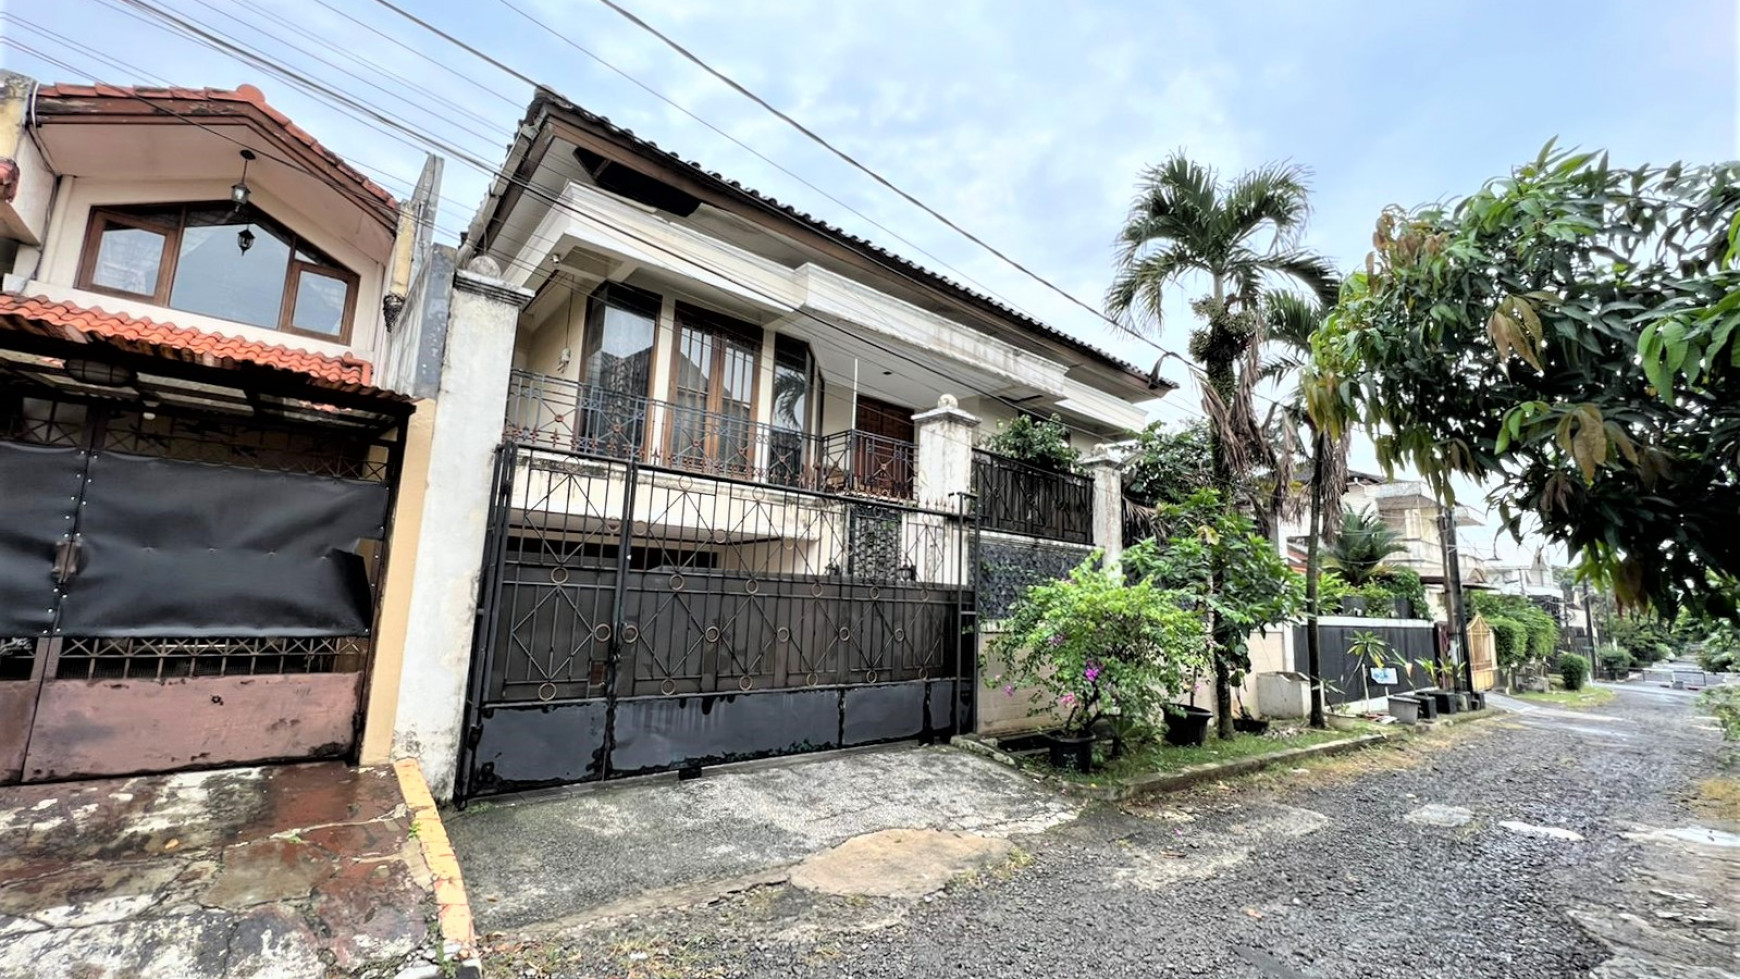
486, 685, 1737, 979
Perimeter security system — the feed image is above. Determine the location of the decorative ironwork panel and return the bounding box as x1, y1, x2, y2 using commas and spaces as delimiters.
53, 636, 368, 680
977, 535, 1096, 620
971, 449, 1092, 544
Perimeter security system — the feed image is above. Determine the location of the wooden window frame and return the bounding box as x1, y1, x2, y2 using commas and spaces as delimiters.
75, 203, 361, 343
666, 303, 762, 471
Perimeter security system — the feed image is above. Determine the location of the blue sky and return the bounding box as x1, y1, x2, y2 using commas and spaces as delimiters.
4, 0, 1736, 561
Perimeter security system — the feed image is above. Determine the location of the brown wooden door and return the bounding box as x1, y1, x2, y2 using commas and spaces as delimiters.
853, 397, 914, 498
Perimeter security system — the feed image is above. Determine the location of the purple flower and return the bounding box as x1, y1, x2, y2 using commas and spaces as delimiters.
1048, 633, 1068, 647
1084, 661, 1102, 682
1003, 683, 1015, 698
1059, 692, 1077, 707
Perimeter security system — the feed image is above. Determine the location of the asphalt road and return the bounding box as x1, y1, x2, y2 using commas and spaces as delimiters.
491, 684, 1737, 979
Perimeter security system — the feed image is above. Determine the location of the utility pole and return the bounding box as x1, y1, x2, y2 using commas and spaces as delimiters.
1438, 503, 1473, 692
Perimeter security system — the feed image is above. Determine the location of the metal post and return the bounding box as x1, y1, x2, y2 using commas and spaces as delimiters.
1438, 503, 1473, 692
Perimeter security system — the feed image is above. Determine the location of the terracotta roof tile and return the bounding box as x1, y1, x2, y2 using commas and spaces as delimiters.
0, 293, 392, 395
33, 83, 399, 212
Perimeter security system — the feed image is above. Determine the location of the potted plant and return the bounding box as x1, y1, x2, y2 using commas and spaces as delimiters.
1231, 691, 1269, 734
1387, 694, 1423, 724
992, 555, 1207, 772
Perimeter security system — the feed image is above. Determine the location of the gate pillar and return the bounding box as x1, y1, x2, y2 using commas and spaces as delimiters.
1082, 448, 1123, 568
371, 256, 531, 800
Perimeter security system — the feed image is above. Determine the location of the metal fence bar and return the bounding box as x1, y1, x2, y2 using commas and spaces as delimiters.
970, 449, 1093, 544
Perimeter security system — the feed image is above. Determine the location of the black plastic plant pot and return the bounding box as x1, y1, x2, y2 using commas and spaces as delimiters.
1045, 731, 1096, 773
1232, 716, 1270, 735
1425, 689, 1455, 715
1164, 704, 1213, 747
1466, 691, 1487, 711
1412, 693, 1440, 720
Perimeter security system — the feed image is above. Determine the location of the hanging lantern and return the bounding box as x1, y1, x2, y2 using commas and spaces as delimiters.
231, 148, 255, 206
237, 226, 256, 254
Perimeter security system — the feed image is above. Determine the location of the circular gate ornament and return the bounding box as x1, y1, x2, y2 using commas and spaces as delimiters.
661, 678, 677, 695
805, 671, 819, 686
592, 623, 612, 642
537, 682, 557, 702
704, 625, 721, 644
775, 627, 791, 643
739, 675, 754, 691
669, 573, 686, 591
865, 670, 878, 684
838, 627, 852, 643
744, 579, 760, 595
549, 566, 570, 584
622, 624, 641, 643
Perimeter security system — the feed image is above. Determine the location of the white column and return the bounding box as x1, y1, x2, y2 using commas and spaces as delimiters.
1082, 446, 1123, 567
912, 394, 979, 508
390, 256, 531, 800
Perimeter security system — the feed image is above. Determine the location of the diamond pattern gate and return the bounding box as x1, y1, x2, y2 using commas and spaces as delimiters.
457, 443, 976, 800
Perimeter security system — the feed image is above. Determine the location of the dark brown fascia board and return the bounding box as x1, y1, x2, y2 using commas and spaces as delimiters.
0, 328, 414, 419
495, 97, 1166, 399
31, 98, 400, 231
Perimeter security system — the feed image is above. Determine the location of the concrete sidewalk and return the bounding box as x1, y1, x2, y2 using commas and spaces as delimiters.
0, 764, 451, 979
447, 745, 1078, 933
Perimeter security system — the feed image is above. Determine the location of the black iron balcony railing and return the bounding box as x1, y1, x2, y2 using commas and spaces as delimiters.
504, 370, 916, 499
972, 448, 1093, 544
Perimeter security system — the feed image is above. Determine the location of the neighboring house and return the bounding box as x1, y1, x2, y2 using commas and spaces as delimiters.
1330, 474, 1487, 622
0, 74, 477, 786
415, 87, 1169, 799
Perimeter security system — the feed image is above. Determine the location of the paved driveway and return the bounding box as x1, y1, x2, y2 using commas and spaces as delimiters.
0, 764, 446, 979
476, 686, 1738, 978
448, 746, 1078, 931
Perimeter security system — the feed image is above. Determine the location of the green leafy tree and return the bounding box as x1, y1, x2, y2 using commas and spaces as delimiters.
1107, 156, 1335, 723
1123, 489, 1305, 737
1325, 507, 1407, 587
981, 413, 1080, 472
1319, 143, 1740, 618
991, 556, 1207, 737
1122, 421, 1215, 507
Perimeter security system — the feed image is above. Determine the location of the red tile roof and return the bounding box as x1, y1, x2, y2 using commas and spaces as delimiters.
0, 293, 386, 393
32, 83, 399, 220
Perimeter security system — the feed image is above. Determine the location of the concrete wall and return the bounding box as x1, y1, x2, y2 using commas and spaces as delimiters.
386, 258, 530, 799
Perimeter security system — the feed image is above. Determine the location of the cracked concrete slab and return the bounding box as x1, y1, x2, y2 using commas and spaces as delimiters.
789, 828, 1013, 898
0, 764, 448, 979
449, 744, 1078, 930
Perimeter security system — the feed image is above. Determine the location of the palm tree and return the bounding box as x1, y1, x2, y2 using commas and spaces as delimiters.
1326, 506, 1407, 586
1107, 154, 1336, 738
1267, 293, 1350, 729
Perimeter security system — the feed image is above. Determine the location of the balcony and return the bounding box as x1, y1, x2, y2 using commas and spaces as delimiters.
503, 370, 914, 499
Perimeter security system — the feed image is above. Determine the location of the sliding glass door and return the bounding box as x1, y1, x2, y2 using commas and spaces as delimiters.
668, 304, 759, 474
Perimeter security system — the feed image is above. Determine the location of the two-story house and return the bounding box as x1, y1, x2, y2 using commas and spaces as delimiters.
435, 87, 1170, 799
0, 75, 451, 786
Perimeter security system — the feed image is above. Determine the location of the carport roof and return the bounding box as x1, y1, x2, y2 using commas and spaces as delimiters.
0, 293, 405, 402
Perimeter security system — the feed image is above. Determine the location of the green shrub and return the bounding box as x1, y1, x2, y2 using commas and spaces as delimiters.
1558, 652, 1590, 691
1598, 644, 1634, 675
1467, 591, 1558, 664
1486, 616, 1526, 667
982, 414, 1080, 472
1699, 685, 1740, 741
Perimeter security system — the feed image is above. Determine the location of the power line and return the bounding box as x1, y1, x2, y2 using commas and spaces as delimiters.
11, 23, 1153, 450
586, 0, 1191, 359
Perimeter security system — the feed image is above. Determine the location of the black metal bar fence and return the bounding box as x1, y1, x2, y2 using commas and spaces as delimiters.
970, 449, 1093, 544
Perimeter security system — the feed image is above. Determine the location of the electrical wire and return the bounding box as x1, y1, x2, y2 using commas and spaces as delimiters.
7, 21, 1169, 447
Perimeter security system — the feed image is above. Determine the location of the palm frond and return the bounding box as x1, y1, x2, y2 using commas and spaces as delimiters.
1267, 250, 1341, 307
1221, 162, 1312, 249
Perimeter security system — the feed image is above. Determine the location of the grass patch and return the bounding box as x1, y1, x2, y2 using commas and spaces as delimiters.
1691, 776, 1740, 822
1039, 723, 1369, 783
1515, 687, 1616, 709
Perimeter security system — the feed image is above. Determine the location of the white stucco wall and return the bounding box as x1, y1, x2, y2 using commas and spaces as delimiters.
390, 260, 530, 799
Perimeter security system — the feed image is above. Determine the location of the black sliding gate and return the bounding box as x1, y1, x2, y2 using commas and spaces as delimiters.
457, 443, 976, 800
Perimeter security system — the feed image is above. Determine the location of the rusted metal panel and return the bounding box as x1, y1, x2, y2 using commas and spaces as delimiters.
20, 673, 360, 782
0, 682, 38, 784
